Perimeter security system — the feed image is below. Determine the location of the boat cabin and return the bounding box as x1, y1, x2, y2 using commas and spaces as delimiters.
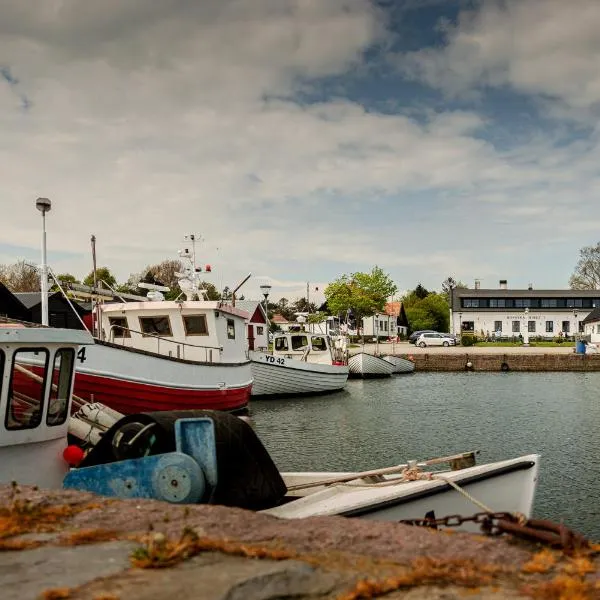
97, 301, 250, 364
272, 332, 347, 365
0, 322, 93, 488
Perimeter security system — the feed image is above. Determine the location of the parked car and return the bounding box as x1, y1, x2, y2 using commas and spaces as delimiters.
408, 329, 437, 344
415, 332, 457, 347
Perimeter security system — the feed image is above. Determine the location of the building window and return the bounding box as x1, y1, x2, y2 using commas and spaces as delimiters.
561, 321, 570, 333
183, 315, 208, 336
494, 321, 502, 333
597, 324, 600, 334
257, 326, 264, 335
546, 321, 553, 333
463, 299, 479, 308
528, 321, 536, 333
47, 348, 75, 426
7, 349, 49, 430
139, 316, 172, 337
227, 318, 235, 339
541, 299, 557, 308
489, 299, 506, 308
108, 317, 130, 338
462, 321, 475, 331
512, 321, 520, 333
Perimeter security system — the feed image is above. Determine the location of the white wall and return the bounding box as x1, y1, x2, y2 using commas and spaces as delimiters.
361, 314, 397, 338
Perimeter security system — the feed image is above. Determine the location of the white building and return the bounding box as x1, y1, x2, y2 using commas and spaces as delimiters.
361, 312, 398, 339
450, 280, 600, 339
582, 308, 600, 344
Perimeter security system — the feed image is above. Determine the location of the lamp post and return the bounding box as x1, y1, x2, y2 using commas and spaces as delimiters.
458, 312, 462, 336
35, 197, 52, 326
523, 307, 529, 346
573, 309, 578, 341
260, 284, 272, 344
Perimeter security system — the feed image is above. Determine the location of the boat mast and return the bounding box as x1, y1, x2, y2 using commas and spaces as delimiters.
35, 197, 51, 327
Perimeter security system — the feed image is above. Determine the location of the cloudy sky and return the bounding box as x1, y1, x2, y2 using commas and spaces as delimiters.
1, 0, 599, 303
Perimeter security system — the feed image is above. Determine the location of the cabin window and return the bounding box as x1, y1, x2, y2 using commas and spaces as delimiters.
183, 315, 208, 336
291, 336, 309, 350
274, 337, 288, 351
311, 337, 327, 351
108, 317, 130, 338
6, 349, 49, 430
47, 348, 75, 426
139, 316, 172, 337
227, 318, 235, 339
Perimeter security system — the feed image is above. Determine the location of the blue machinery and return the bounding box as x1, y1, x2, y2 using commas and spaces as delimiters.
64, 418, 218, 504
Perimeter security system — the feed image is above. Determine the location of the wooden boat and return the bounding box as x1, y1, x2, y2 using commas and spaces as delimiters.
348, 352, 394, 378
381, 355, 415, 374
250, 332, 348, 397
64, 411, 540, 532
0, 319, 93, 488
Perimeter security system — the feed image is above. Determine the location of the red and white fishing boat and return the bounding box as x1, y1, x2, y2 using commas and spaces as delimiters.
70, 241, 252, 414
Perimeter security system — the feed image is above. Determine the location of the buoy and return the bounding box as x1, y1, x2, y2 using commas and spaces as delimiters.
63, 445, 85, 467
465, 361, 473, 371
501, 362, 509, 372
205, 264, 212, 272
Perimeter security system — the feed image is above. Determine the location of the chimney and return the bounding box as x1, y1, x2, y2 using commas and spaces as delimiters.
528, 283, 533, 290
474, 279, 480, 290
499, 279, 507, 290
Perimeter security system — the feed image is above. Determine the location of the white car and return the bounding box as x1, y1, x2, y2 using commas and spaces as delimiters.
416, 332, 456, 347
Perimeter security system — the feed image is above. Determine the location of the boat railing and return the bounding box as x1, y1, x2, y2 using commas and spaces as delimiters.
108, 324, 223, 362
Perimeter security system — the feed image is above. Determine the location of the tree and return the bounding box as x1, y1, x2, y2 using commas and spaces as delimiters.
324, 266, 398, 334
441, 276, 468, 304
402, 287, 450, 333
51, 273, 80, 292
569, 242, 600, 289
414, 283, 429, 299
0, 260, 40, 292
83, 267, 117, 289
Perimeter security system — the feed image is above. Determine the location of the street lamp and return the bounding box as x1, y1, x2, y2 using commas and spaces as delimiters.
260, 284, 272, 342
458, 312, 462, 334
523, 307, 529, 346
573, 309, 578, 341
35, 197, 52, 326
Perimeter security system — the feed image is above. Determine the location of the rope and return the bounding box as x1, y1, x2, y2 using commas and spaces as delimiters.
432, 474, 495, 514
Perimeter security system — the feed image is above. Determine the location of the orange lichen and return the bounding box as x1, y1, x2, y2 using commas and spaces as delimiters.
40, 588, 71, 599
562, 557, 595, 577
58, 528, 119, 546
130, 528, 299, 569
522, 549, 557, 574
93, 595, 120, 600
522, 573, 596, 600
0, 537, 44, 551
337, 557, 502, 600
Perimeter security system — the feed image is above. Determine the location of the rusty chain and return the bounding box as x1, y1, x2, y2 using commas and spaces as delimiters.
399, 512, 590, 552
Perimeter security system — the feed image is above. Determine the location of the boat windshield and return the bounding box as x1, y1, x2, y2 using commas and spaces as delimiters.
310, 336, 328, 352
291, 336, 308, 350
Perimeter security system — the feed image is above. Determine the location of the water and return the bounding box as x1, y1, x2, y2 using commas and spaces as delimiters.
249, 372, 600, 539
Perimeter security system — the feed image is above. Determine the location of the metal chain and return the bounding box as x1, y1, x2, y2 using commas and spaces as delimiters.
400, 512, 590, 552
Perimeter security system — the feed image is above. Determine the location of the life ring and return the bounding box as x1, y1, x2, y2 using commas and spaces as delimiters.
501, 362, 509, 372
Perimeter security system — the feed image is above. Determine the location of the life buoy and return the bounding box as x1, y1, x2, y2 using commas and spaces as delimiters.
501, 362, 509, 372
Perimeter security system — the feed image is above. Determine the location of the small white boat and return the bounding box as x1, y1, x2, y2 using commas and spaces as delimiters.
0, 319, 93, 488
264, 452, 540, 530
250, 332, 348, 397
381, 355, 415, 374
348, 352, 394, 378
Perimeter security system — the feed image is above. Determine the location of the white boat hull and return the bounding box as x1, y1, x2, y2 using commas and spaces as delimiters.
382, 355, 415, 374
348, 352, 394, 378
264, 455, 540, 532
250, 352, 349, 397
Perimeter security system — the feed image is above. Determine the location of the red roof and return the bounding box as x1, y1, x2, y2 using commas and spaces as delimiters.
385, 302, 402, 317
271, 313, 289, 324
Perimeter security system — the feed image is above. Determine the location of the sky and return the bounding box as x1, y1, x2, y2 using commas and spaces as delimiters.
1, 0, 600, 305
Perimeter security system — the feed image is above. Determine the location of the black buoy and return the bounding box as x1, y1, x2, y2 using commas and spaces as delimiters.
501, 362, 510, 372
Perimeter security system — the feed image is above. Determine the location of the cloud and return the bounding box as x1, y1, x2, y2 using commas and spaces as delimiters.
398, 0, 600, 119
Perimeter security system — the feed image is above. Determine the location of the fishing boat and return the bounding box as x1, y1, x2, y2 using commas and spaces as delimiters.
348, 352, 394, 378
381, 355, 415, 374
250, 331, 349, 397
63, 410, 540, 532
0, 319, 93, 488
68, 240, 253, 415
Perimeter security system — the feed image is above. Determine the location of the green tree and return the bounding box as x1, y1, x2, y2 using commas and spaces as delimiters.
51, 273, 80, 292
402, 287, 450, 333
569, 242, 600, 289
83, 267, 117, 290
325, 266, 397, 335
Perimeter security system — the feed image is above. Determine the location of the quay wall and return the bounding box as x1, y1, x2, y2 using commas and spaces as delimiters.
398, 352, 600, 372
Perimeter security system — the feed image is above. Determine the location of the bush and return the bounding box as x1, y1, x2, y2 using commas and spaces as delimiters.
461, 334, 477, 346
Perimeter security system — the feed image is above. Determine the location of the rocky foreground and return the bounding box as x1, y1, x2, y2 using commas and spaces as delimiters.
0, 485, 598, 600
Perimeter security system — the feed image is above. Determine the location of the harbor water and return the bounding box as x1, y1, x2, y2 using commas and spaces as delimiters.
250, 372, 600, 539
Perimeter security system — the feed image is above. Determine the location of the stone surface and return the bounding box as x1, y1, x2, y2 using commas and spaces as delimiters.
0, 485, 597, 599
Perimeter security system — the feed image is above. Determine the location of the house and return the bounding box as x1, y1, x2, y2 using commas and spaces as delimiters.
361, 312, 398, 339
0, 282, 30, 322
582, 307, 600, 344
384, 301, 410, 337
14, 291, 90, 330
270, 313, 291, 332
450, 280, 600, 338
233, 300, 268, 350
